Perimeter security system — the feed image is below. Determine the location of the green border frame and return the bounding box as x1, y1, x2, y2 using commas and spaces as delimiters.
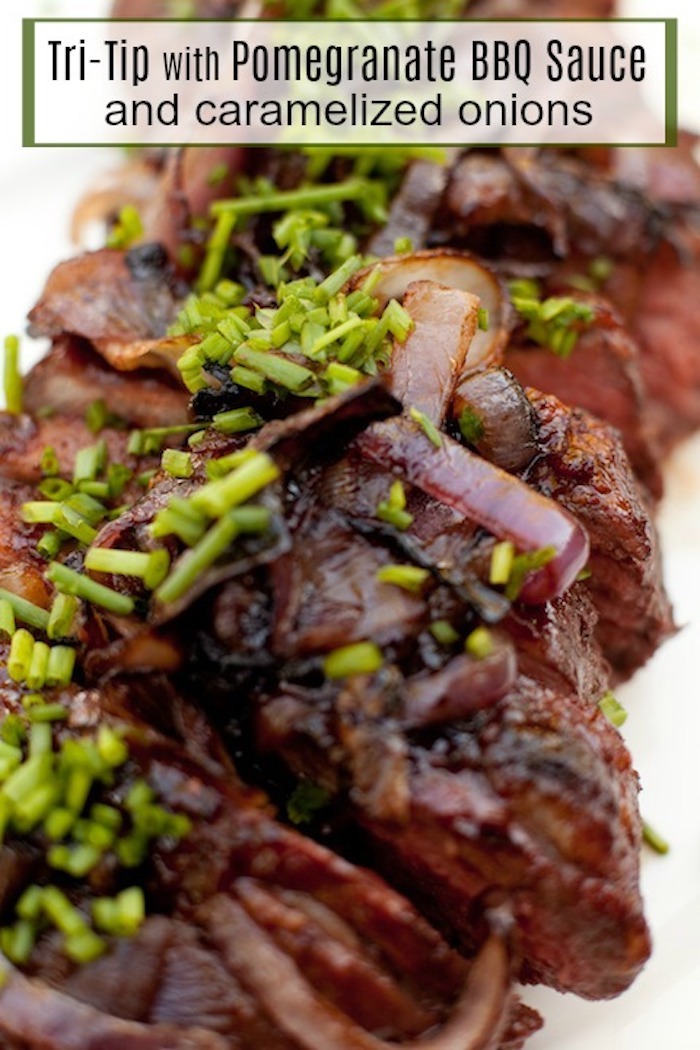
22, 17, 678, 149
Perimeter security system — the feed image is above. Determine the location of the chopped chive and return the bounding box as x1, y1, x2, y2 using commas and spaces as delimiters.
324, 361, 363, 394
2, 754, 52, 805
323, 641, 383, 679
107, 463, 133, 500
21, 693, 45, 712
3, 335, 22, 415
115, 886, 146, 935
37, 530, 65, 561
16, 885, 44, 922
84, 547, 170, 590
190, 451, 280, 519
212, 406, 263, 435
394, 236, 413, 254
232, 347, 315, 393
44, 807, 75, 841
77, 481, 110, 500
13, 780, 60, 833
107, 203, 143, 250
382, 299, 414, 343
91, 896, 119, 935
29, 723, 53, 757
96, 726, 128, 768
589, 255, 613, 283
429, 620, 460, 646
28, 703, 68, 724
2, 920, 34, 964
64, 928, 106, 964
477, 307, 490, 331
91, 803, 122, 831
73, 441, 107, 485
598, 691, 627, 728
231, 365, 266, 395
0, 590, 50, 632
21, 501, 61, 525
642, 820, 669, 855
127, 424, 202, 457
161, 448, 194, 479
376, 564, 430, 594
37, 478, 73, 501
205, 448, 257, 480
47, 563, 135, 617
0, 599, 16, 638
52, 504, 100, 545
314, 254, 364, 301
125, 778, 154, 812
40, 446, 60, 477
409, 407, 443, 448
197, 210, 236, 293
48, 593, 80, 640
63, 767, 93, 815
149, 499, 207, 547
0, 715, 25, 748
375, 504, 413, 530
489, 541, 515, 586
41, 886, 87, 937
7, 629, 35, 683
155, 512, 244, 605
504, 546, 557, 602
26, 641, 50, 690
46, 645, 76, 687
211, 178, 371, 219
465, 627, 494, 660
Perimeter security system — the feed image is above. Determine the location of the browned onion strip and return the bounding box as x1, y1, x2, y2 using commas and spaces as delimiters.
357, 417, 589, 605
205, 895, 512, 1050
401, 643, 517, 729
0, 962, 226, 1049
350, 250, 513, 373
389, 280, 479, 425
451, 367, 538, 474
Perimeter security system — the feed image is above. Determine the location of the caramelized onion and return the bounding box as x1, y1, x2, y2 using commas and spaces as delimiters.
389, 280, 479, 424
351, 250, 513, 372
357, 417, 589, 605
452, 367, 538, 474
401, 642, 517, 729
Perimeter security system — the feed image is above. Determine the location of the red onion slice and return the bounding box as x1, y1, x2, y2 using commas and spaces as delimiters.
357, 417, 589, 605
350, 250, 513, 372
389, 280, 479, 425
401, 643, 517, 729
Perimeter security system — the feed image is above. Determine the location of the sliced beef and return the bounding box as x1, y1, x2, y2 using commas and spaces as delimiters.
0, 667, 516, 1050
252, 666, 649, 1000
28, 248, 181, 347
23, 337, 189, 428
526, 389, 675, 678
506, 298, 661, 499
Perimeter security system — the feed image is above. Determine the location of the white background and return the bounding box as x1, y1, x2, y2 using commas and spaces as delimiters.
0, 2, 699, 1048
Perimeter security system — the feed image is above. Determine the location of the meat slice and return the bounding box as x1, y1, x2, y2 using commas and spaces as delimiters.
526, 389, 675, 678
28, 246, 180, 345
23, 337, 189, 428
506, 298, 661, 499
253, 666, 649, 1001
0, 664, 517, 1050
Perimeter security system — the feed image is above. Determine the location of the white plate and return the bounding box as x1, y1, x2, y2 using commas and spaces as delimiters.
1, 2, 699, 1048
